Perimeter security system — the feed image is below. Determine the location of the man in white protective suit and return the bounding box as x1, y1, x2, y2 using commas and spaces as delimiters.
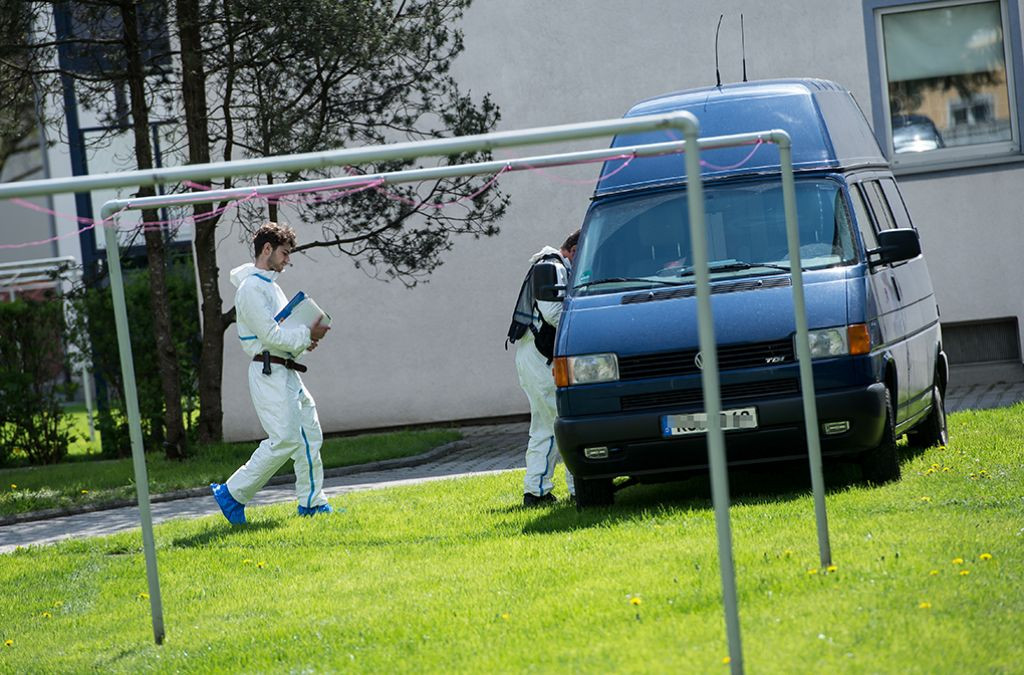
515, 229, 579, 507
211, 222, 332, 524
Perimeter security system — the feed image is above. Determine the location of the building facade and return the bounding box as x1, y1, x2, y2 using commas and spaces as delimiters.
4, 1, 1022, 441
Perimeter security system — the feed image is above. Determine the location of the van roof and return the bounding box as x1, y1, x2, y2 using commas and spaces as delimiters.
595, 78, 887, 196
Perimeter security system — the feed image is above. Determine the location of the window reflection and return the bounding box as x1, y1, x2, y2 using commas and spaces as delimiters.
882, 1, 1012, 154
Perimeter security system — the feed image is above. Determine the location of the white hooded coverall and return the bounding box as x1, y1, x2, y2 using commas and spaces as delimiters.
516, 246, 575, 497
226, 263, 328, 509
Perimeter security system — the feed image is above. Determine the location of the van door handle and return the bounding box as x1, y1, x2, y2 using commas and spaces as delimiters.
890, 275, 902, 302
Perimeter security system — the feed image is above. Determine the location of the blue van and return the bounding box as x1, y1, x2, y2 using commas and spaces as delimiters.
545, 79, 948, 507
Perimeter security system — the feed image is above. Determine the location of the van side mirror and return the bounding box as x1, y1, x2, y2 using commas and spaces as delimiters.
532, 261, 566, 302
869, 228, 921, 267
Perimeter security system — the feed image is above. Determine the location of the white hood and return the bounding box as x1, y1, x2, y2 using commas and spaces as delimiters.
230, 262, 278, 288
529, 246, 562, 265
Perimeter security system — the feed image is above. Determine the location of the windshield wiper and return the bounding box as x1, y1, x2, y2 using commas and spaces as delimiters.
673, 260, 795, 277
574, 276, 693, 290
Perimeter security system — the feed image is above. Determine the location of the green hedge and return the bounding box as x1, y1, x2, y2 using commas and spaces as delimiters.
68, 260, 201, 459
0, 296, 77, 465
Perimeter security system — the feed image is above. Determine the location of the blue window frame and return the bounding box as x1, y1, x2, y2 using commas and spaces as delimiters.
863, 0, 1024, 173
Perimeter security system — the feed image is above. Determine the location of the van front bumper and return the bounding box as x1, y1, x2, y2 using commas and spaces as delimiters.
555, 382, 887, 480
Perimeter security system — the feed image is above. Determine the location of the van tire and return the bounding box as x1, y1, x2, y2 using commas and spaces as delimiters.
907, 382, 948, 449
860, 389, 901, 484
575, 478, 615, 509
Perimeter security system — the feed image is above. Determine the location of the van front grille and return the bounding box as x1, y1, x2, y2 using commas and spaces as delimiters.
617, 339, 795, 380
620, 379, 799, 412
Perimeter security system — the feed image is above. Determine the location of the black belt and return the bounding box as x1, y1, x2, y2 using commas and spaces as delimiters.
253, 353, 307, 373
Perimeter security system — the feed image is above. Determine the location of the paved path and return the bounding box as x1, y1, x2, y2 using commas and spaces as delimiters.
945, 380, 1024, 413
2, 380, 1022, 554
0, 424, 530, 554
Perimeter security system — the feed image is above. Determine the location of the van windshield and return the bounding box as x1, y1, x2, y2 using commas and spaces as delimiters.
573, 178, 857, 295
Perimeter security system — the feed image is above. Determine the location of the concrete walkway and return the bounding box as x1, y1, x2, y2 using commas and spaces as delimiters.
2, 379, 1022, 554
0, 423, 530, 554
945, 380, 1024, 413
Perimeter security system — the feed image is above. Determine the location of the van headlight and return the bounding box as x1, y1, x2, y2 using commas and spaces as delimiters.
801, 324, 871, 358
805, 327, 848, 358
554, 353, 619, 385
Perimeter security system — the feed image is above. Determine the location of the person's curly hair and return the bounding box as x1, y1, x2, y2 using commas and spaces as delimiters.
252, 222, 297, 258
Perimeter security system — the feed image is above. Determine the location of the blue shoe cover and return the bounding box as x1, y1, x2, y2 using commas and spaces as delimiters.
211, 483, 246, 525
297, 503, 334, 517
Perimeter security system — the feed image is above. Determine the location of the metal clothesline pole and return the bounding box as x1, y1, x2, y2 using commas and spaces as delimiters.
1, 111, 832, 674
0, 112, 696, 201
102, 134, 778, 213
89, 110, 710, 650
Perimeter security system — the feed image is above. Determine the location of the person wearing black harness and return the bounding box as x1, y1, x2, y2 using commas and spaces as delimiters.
509, 229, 579, 506
211, 223, 332, 524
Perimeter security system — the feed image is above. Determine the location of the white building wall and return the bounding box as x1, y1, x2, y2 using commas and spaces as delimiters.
2, 1, 1014, 439
24, 0, 999, 441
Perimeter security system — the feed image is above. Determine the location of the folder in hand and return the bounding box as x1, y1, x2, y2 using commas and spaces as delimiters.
274, 291, 332, 329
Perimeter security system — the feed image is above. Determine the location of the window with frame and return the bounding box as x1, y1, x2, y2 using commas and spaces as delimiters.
865, 0, 1023, 168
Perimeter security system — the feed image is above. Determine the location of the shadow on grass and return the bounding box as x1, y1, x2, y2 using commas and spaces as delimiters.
895, 436, 929, 466
168, 519, 283, 549
522, 458, 870, 535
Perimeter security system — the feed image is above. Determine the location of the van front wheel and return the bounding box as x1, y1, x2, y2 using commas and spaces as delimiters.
575, 478, 615, 509
860, 389, 901, 484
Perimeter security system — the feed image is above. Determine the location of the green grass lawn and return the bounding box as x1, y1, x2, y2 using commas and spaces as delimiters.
0, 428, 461, 517
65, 404, 104, 457
0, 405, 1022, 672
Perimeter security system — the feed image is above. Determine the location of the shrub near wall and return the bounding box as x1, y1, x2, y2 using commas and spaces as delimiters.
0, 296, 77, 465
69, 260, 201, 458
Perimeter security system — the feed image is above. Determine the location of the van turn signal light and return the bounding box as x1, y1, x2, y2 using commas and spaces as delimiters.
847, 323, 871, 355
553, 357, 570, 387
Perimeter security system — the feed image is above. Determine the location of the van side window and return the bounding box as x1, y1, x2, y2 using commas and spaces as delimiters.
861, 181, 896, 231
879, 179, 914, 230
849, 184, 878, 250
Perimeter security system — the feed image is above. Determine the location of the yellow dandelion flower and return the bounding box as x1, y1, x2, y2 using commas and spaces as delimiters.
722, 656, 732, 665
952, 557, 964, 565
242, 558, 253, 565
41, 612, 51, 619
501, 613, 510, 621
827, 565, 838, 573
928, 570, 939, 576
918, 601, 932, 609
138, 592, 149, 600
807, 568, 819, 575
4, 639, 12, 647
80, 489, 89, 494
969, 473, 977, 479
960, 570, 970, 576
923, 468, 936, 475
256, 561, 266, 569
979, 553, 993, 561
941, 467, 951, 472
919, 496, 931, 502
630, 597, 642, 606
9, 484, 16, 490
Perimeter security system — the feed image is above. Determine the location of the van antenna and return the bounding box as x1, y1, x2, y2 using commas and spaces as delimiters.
715, 14, 724, 87
741, 13, 748, 82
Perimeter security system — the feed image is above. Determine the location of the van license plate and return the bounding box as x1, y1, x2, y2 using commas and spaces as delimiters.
661, 407, 758, 437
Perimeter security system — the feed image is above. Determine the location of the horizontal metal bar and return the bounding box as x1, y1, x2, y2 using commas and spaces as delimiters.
103, 129, 780, 215
0, 256, 78, 271
0, 278, 64, 289
2, 112, 698, 201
